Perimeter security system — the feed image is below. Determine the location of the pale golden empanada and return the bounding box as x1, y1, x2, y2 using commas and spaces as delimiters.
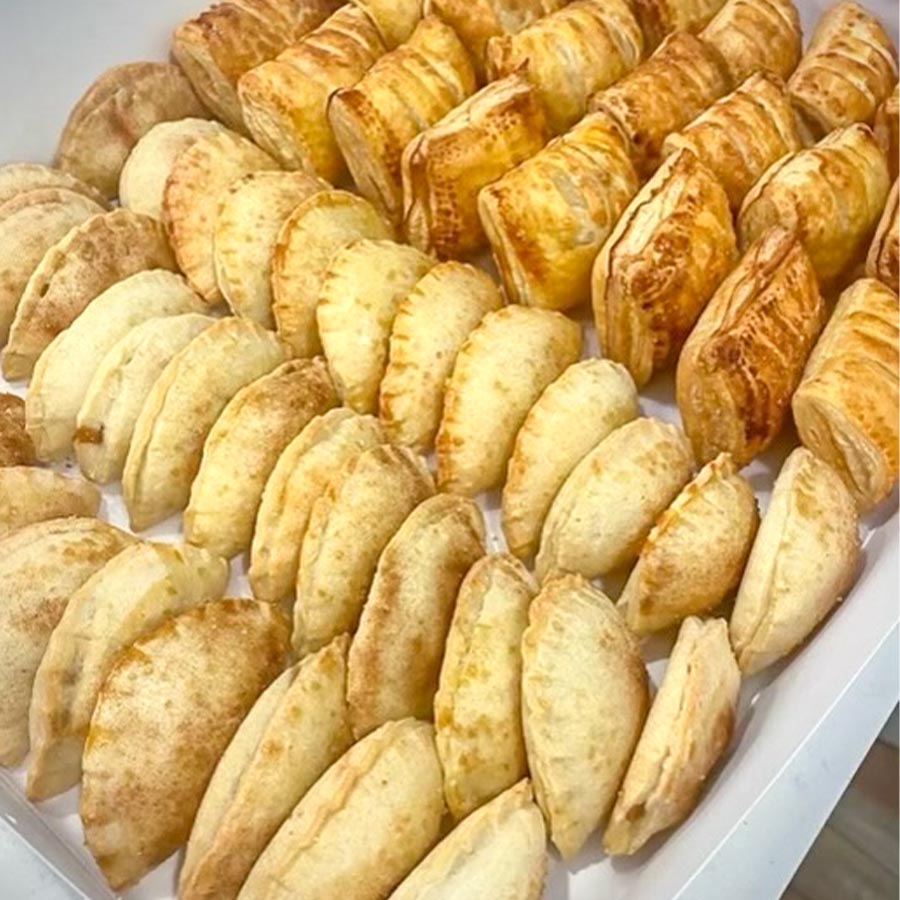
536, 417, 695, 580
619, 453, 759, 633
272, 189, 394, 358
238, 718, 444, 900
0, 162, 108, 208
435, 554, 535, 820
185, 358, 337, 559
792, 278, 899, 511
867, 179, 899, 291
180, 635, 353, 900
874, 84, 898, 180
3, 208, 176, 380
380, 262, 503, 451
0, 519, 132, 767
730, 447, 860, 674
27, 542, 228, 800
328, 16, 477, 224
604, 617, 740, 855
0, 467, 101, 537
0, 394, 34, 467
250, 409, 385, 607
81, 599, 289, 891
436, 307, 581, 497
521, 573, 649, 858
401, 74, 550, 260
294, 444, 434, 655
478, 109, 639, 312
593, 148, 737, 388
123, 318, 285, 531
502, 360, 639, 561
629, 0, 729, 50
676, 227, 824, 466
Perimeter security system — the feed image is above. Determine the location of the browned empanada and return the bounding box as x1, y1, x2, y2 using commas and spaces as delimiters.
874, 84, 899, 180
867, 179, 899, 291
0, 393, 35, 467
629, 0, 729, 50
0, 162, 108, 208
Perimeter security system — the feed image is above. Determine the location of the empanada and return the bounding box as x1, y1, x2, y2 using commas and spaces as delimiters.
123, 318, 285, 531
729, 447, 860, 674
521, 573, 649, 858
536, 417, 695, 580
0, 162, 108, 208
592, 148, 737, 387
380, 262, 503, 450
184, 358, 337, 559
0, 394, 34, 467
436, 307, 581, 497
867, 179, 899, 291
676, 227, 824, 466
238, 718, 444, 900
81, 599, 289, 891
629, 0, 729, 50
27, 542, 229, 800
401, 74, 550, 259
347, 494, 485, 738
0, 467, 101, 537
478, 109, 639, 311
792, 278, 899, 511
294, 444, 434, 655
435, 554, 535, 820
604, 617, 740, 854
317, 240, 433, 413
3, 208, 176, 380
619, 453, 759, 633
874, 84, 898, 180
502, 360, 640, 561
0, 519, 132, 767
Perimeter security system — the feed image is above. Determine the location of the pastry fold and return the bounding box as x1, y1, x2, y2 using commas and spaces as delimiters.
867, 179, 899, 291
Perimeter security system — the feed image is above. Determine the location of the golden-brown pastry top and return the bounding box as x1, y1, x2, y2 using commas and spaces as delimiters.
0, 394, 35, 467
867, 179, 899, 291
874, 84, 899, 180
630, 0, 729, 51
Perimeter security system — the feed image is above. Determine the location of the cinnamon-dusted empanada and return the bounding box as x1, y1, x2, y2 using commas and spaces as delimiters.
436, 306, 581, 497
604, 617, 740, 854
589, 32, 732, 178
699, 0, 802, 85
328, 17, 477, 224
874, 85, 898, 180
792, 278, 899, 511
0, 162, 108, 208
184, 358, 337, 559
317, 240, 433, 413
619, 454, 759, 633
522, 573, 649, 858
380, 262, 503, 451
272, 189, 393, 358
435, 555, 535, 820
502, 360, 640, 561
867, 179, 899, 291
536, 417, 695, 580
402, 74, 550, 260
348, 494, 484, 738
485, 0, 644, 134
787, 1, 898, 141
0, 519, 131, 767
123, 318, 285, 531
3, 209, 176, 380
81, 599, 289, 891
730, 447, 860, 674
250, 409, 385, 607
180, 636, 352, 900
0, 394, 34, 467
593, 148, 736, 387
27, 542, 228, 800
478, 109, 639, 311
663, 72, 803, 209
55, 62, 208, 199
294, 444, 434, 656
0, 468, 101, 537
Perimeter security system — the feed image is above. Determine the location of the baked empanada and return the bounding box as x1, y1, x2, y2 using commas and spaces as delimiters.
0, 394, 34, 467
184, 358, 337, 559
27, 542, 228, 800
238, 718, 444, 900
436, 307, 581, 497
0, 519, 131, 767
867, 179, 899, 291
604, 617, 740, 854
123, 318, 285, 531
81, 599, 289, 891
401, 74, 550, 260
294, 444, 434, 655
502, 360, 640, 561
730, 447, 860, 674
676, 227, 824, 466
521, 573, 649, 858
0, 162, 108, 208
478, 109, 639, 311
0, 467, 101, 537
593, 148, 737, 387
792, 278, 899, 511
435, 554, 535, 820
874, 84, 898, 180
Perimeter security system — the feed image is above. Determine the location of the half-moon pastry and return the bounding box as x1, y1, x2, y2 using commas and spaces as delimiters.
0, 162, 108, 208
874, 84, 899, 180
0, 394, 34, 467
867, 179, 899, 291
0, 467, 101, 537
628, 0, 728, 51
